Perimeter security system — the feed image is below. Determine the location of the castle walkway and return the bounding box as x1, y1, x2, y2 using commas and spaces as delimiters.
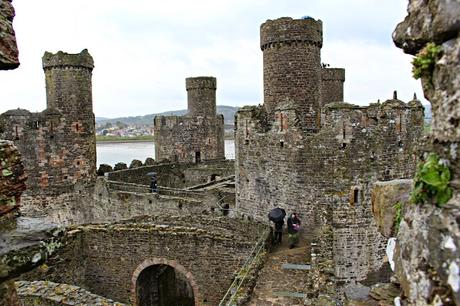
248, 229, 311, 305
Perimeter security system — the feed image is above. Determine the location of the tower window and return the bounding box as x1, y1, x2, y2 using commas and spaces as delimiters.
195, 151, 201, 163
14, 126, 19, 140
350, 187, 360, 206
75, 123, 80, 132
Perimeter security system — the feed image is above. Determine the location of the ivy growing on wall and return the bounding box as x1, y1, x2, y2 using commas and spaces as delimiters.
412, 43, 442, 80
410, 153, 452, 207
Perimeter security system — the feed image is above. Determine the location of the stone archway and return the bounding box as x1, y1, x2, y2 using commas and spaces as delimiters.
132, 258, 201, 306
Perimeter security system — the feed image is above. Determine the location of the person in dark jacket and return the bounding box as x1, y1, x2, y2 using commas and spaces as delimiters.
273, 219, 284, 244
287, 213, 301, 248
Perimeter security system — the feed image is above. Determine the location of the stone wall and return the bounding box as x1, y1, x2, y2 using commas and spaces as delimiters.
106, 159, 234, 188
19, 176, 234, 225
0, 50, 97, 198
154, 77, 225, 163
0, 0, 19, 69
16, 281, 126, 306
23, 216, 267, 305
0, 141, 26, 217
391, 1, 460, 305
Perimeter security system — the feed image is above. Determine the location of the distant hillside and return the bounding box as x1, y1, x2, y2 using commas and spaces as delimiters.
96, 105, 239, 126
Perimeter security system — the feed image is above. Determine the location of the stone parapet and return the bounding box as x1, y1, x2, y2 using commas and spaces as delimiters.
260, 17, 323, 50
42, 49, 94, 70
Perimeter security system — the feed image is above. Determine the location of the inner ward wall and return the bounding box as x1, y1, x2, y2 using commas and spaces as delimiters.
22, 217, 266, 305
19, 177, 232, 225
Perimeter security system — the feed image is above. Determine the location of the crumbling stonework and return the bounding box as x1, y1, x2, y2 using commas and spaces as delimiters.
236, 16, 424, 291
391, 1, 460, 304
0, 0, 19, 69
154, 77, 225, 163
0, 141, 26, 218
371, 179, 413, 238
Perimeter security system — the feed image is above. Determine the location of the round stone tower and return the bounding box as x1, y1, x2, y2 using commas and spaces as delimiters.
321, 68, 345, 105
42, 49, 96, 185
186, 76, 216, 117
261, 17, 323, 129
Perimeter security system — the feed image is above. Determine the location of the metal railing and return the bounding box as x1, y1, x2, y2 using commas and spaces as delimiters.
219, 227, 271, 306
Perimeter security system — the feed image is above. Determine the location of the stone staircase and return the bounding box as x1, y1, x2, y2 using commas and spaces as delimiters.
248, 230, 311, 305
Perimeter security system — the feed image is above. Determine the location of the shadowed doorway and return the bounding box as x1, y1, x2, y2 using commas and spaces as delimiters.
136, 264, 195, 306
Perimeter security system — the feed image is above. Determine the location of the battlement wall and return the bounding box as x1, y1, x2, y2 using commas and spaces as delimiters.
42, 49, 94, 70
260, 17, 323, 50
321, 98, 425, 145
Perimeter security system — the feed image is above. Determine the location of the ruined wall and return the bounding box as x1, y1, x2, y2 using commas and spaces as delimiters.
106, 159, 234, 188
0, 50, 97, 198
23, 216, 267, 305
391, 1, 460, 305
0, 0, 19, 69
154, 77, 225, 163
0, 141, 26, 217
19, 177, 233, 225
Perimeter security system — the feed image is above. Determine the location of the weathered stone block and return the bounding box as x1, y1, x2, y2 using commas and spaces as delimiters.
371, 179, 413, 238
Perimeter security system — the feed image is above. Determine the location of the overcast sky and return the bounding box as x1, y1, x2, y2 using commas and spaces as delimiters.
1, 0, 424, 118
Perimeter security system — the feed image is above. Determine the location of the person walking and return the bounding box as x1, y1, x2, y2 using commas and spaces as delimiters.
268, 207, 286, 245
273, 219, 284, 244
287, 212, 301, 249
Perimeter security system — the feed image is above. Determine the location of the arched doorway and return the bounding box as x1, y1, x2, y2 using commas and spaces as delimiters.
132, 259, 200, 306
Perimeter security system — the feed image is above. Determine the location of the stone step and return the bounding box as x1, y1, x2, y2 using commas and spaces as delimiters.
281, 263, 311, 270
272, 291, 307, 298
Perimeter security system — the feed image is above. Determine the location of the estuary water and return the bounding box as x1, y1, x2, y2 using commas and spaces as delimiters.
96, 139, 235, 167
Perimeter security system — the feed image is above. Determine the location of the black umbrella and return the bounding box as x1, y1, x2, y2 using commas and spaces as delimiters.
268, 207, 286, 222
146, 172, 157, 177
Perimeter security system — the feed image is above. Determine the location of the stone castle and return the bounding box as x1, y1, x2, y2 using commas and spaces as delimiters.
2, 1, 459, 305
